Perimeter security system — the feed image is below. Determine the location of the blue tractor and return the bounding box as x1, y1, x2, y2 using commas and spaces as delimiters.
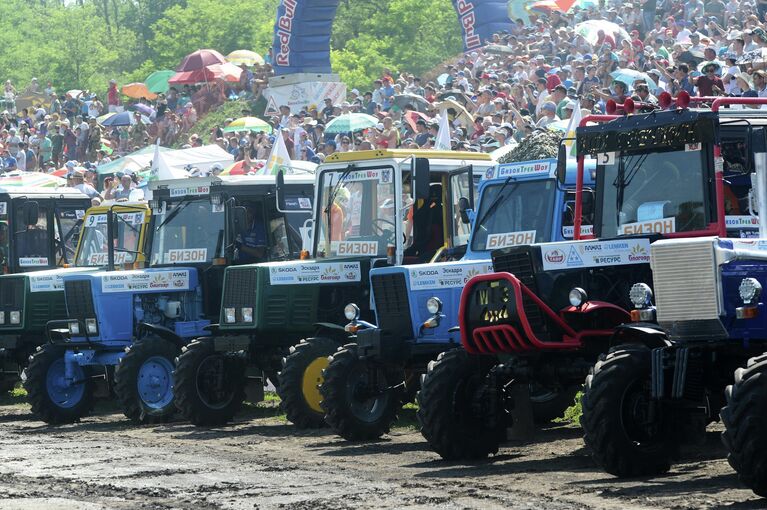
319, 158, 597, 440
23, 173, 315, 424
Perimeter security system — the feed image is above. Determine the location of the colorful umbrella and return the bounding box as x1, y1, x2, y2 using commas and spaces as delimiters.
66, 89, 83, 98
207, 62, 244, 82
324, 113, 379, 134
0, 172, 66, 187
610, 69, 659, 92
176, 49, 227, 72
227, 50, 265, 66
404, 111, 432, 132
122, 83, 157, 100
575, 20, 630, 46
168, 67, 216, 85
392, 94, 430, 113
219, 160, 263, 176
97, 112, 115, 124
133, 103, 155, 117
223, 117, 272, 133
145, 70, 175, 94
100, 111, 151, 127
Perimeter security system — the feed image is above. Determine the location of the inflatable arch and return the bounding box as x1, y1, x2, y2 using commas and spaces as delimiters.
271, 0, 511, 75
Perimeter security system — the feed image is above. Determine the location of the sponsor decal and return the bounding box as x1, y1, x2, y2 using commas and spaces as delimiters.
19, 257, 48, 267
101, 270, 191, 293
562, 225, 594, 238
88, 252, 129, 265
492, 160, 554, 180
85, 212, 143, 227
298, 197, 312, 209
408, 262, 493, 290
685, 142, 701, 152
337, 241, 378, 256
541, 239, 652, 271
332, 168, 391, 184
75, 209, 85, 219
619, 217, 676, 236
485, 231, 536, 249
169, 185, 209, 198
165, 248, 208, 263
726, 215, 759, 229
29, 274, 64, 293
268, 262, 362, 285
275, 0, 298, 66
454, 0, 481, 49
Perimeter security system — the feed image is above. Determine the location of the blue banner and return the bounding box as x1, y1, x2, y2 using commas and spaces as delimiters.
271, 0, 512, 76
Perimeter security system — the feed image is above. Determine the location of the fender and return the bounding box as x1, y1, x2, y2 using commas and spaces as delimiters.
560, 301, 631, 329
609, 323, 671, 349
313, 322, 347, 341
136, 323, 183, 348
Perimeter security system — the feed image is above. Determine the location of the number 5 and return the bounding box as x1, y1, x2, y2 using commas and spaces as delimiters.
597, 152, 615, 165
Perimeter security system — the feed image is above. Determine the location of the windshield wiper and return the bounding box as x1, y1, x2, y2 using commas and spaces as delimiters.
115, 213, 139, 234
613, 153, 648, 226
475, 177, 520, 232
155, 198, 193, 232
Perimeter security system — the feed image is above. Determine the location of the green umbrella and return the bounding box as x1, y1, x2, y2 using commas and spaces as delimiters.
222, 116, 273, 133
145, 70, 175, 94
324, 113, 379, 134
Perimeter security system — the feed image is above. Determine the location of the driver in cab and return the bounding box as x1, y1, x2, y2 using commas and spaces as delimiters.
330, 187, 350, 241
237, 205, 267, 263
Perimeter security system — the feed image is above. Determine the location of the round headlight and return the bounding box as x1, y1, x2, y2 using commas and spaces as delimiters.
426, 297, 443, 315
629, 283, 653, 309
568, 287, 587, 307
344, 303, 360, 321
739, 277, 762, 305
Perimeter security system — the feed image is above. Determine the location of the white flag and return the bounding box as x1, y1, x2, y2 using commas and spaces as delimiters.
261, 131, 292, 175
435, 109, 452, 151
563, 100, 582, 158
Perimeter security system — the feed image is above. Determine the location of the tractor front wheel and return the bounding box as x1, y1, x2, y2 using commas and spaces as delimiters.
320, 344, 400, 441
174, 338, 247, 426
416, 348, 504, 460
581, 345, 674, 477
722, 353, 767, 497
23, 344, 93, 424
277, 337, 338, 429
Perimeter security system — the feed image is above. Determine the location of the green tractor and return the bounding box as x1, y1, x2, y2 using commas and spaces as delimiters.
173, 149, 495, 427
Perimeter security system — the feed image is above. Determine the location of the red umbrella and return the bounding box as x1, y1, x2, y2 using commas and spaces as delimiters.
176, 49, 226, 72
51, 167, 69, 177
168, 67, 216, 85
404, 111, 432, 132
207, 62, 243, 82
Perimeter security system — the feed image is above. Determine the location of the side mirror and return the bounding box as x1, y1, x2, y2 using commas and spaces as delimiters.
414, 158, 431, 201
276, 170, 287, 212
233, 206, 248, 235
556, 143, 567, 185
22, 201, 39, 227
458, 196, 471, 224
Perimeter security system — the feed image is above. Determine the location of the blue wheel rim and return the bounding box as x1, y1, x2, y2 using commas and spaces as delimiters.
137, 355, 174, 410
46, 358, 86, 409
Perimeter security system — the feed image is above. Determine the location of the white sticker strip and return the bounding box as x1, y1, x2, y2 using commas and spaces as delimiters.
101, 270, 191, 293
169, 185, 210, 197
165, 248, 207, 263
336, 241, 378, 256
562, 225, 594, 238
269, 262, 362, 285
485, 231, 536, 250
620, 217, 676, 236
488, 159, 555, 180
541, 239, 652, 271
89, 252, 129, 265
408, 262, 494, 291
726, 215, 759, 228
29, 274, 64, 293
19, 257, 48, 267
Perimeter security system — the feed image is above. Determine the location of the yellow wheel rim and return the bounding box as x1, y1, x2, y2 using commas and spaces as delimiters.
302, 357, 329, 413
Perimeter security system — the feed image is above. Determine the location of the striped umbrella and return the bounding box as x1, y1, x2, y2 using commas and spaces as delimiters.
223, 117, 272, 133
324, 113, 379, 134
0, 172, 66, 187
227, 50, 265, 66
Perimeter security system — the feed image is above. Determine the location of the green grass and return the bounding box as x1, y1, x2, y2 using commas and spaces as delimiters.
0, 383, 27, 405
555, 391, 583, 425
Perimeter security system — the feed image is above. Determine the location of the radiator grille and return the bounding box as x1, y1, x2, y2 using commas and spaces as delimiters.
372, 272, 413, 339
64, 280, 96, 322
492, 248, 549, 341
0, 277, 23, 310
222, 267, 257, 310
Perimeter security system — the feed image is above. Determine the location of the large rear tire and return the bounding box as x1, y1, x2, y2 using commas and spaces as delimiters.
320, 344, 400, 440
581, 345, 673, 477
417, 348, 504, 460
722, 353, 767, 497
277, 337, 338, 429
23, 344, 93, 425
174, 338, 247, 426
114, 336, 179, 424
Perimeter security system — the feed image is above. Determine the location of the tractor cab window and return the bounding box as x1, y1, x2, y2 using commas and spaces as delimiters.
315, 166, 396, 259
76, 210, 143, 267
598, 146, 707, 237
721, 135, 759, 235
562, 189, 595, 238
55, 208, 84, 265
449, 170, 473, 247
150, 198, 225, 265
13, 202, 50, 268
261, 200, 305, 262
471, 179, 557, 252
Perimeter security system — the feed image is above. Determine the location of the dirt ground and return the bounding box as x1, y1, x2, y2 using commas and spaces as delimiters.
0, 394, 764, 510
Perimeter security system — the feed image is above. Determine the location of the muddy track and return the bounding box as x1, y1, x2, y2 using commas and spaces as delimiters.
0, 400, 763, 509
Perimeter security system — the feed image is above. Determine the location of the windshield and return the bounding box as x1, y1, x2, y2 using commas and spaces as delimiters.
315, 166, 396, 259
150, 199, 224, 265
75, 211, 144, 266
55, 208, 85, 265
471, 179, 556, 252
599, 147, 707, 236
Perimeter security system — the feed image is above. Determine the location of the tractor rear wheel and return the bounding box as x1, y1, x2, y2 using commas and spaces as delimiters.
417, 348, 504, 460
581, 345, 674, 477
277, 337, 337, 429
320, 344, 400, 440
722, 353, 767, 497
23, 344, 93, 424
115, 336, 179, 424
174, 338, 246, 426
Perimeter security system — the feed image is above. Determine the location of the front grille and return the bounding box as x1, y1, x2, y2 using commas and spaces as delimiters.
65, 280, 96, 322
372, 273, 413, 339
0, 277, 23, 310
491, 248, 549, 341
222, 267, 257, 310
652, 239, 719, 330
